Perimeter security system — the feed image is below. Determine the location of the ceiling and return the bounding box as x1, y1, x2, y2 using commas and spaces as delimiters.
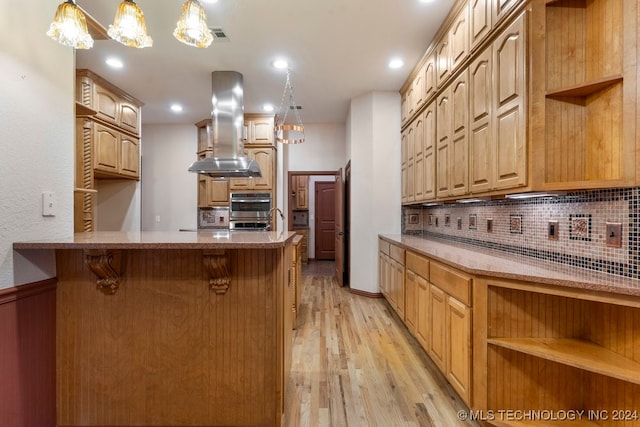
74, 0, 453, 126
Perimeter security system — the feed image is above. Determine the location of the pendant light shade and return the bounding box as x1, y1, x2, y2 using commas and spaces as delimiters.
47, 0, 94, 49
275, 69, 305, 144
108, 0, 153, 48
174, 0, 213, 48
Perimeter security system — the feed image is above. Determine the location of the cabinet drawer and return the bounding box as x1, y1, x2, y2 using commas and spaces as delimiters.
378, 239, 390, 255
389, 244, 405, 264
429, 261, 471, 306
406, 251, 429, 279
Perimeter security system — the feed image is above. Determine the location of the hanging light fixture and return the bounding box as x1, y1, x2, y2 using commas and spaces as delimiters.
108, 0, 153, 48
47, 0, 94, 49
174, 0, 213, 48
275, 69, 305, 144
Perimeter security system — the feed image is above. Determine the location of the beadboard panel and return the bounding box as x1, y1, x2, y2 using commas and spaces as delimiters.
56, 248, 283, 427
0, 279, 56, 427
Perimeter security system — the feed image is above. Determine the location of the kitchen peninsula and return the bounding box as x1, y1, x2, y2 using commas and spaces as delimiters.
13, 231, 297, 427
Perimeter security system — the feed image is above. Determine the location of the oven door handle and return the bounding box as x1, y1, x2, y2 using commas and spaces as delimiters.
230, 199, 271, 203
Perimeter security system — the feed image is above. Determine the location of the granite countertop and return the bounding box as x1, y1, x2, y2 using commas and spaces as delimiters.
13, 230, 298, 250
380, 234, 640, 298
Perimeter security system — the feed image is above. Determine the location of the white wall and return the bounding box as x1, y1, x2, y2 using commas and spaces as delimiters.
287, 123, 347, 171
347, 92, 401, 293
0, 1, 74, 288
141, 124, 198, 231
96, 180, 141, 231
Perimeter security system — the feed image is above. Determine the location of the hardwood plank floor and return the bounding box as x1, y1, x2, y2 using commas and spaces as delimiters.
286, 262, 478, 426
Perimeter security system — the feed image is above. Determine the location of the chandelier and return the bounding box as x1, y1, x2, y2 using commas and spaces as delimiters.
108, 0, 153, 48
48, 0, 214, 49
46, 0, 94, 50
275, 69, 305, 145
173, 0, 213, 48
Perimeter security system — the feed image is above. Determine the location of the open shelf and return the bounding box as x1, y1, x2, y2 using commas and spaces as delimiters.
75, 102, 97, 117
546, 75, 623, 99
488, 337, 640, 385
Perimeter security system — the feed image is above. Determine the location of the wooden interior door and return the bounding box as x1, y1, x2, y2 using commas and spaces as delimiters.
334, 169, 344, 286
315, 181, 335, 260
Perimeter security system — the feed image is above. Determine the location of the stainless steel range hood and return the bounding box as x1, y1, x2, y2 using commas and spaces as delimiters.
188, 71, 262, 179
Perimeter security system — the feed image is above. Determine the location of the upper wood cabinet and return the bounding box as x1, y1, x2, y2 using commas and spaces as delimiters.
469, 47, 493, 193
531, 0, 638, 190
244, 114, 274, 146
469, 0, 492, 50
493, 0, 520, 24
423, 103, 437, 201
424, 53, 437, 101
293, 175, 309, 210
436, 35, 451, 88
229, 146, 276, 191
450, 70, 469, 196
76, 69, 142, 137
450, 3, 470, 71
436, 88, 452, 198
87, 120, 140, 180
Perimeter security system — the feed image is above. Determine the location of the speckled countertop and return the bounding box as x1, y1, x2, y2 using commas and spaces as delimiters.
13, 230, 297, 250
380, 234, 640, 298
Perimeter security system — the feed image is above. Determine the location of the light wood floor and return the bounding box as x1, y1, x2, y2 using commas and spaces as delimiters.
286, 261, 478, 427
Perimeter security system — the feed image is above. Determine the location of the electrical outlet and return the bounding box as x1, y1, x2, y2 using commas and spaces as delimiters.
605, 222, 622, 248
487, 218, 493, 233
548, 220, 559, 240
457, 217, 462, 230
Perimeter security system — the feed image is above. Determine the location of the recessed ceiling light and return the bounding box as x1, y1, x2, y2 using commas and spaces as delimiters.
170, 104, 183, 113
388, 58, 404, 69
105, 57, 123, 69
263, 103, 275, 112
273, 59, 289, 70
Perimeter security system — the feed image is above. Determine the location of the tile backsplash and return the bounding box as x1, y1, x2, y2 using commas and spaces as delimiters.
402, 188, 639, 280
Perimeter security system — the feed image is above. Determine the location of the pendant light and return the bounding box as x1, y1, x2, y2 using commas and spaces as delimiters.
275, 69, 305, 144
108, 0, 153, 48
47, 0, 94, 49
174, 0, 213, 48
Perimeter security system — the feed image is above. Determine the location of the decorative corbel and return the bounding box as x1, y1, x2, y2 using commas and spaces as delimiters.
84, 249, 122, 295
203, 250, 231, 294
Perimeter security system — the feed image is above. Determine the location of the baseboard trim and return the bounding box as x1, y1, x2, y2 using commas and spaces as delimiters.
0, 277, 57, 305
349, 288, 384, 298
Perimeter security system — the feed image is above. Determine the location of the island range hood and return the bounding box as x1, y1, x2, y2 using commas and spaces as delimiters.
188, 71, 262, 179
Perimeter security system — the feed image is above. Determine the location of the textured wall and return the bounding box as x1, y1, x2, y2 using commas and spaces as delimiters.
0, 1, 74, 288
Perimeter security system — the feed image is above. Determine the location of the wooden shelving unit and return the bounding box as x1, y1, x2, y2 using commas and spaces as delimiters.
478, 281, 640, 427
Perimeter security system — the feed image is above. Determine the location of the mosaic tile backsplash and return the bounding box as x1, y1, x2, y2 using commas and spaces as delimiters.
402, 188, 639, 280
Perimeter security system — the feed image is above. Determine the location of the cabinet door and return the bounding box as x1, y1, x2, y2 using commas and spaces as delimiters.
401, 93, 409, 126
436, 35, 450, 87
119, 133, 140, 178
450, 3, 469, 71
413, 115, 425, 202
470, 0, 492, 50
469, 48, 493, 193
401, 129, 409, 204
424, 53, 437, 100
429, 284, 447, 372
391, 259, 405, 319
494, 0, 519, 24
423, 103, 437, 200
379, 252, 389, 298
413, 65, 425, 111
436, 88, 452, 197
451, 71, 469, 196
249, 118, 274, 145
229, 149, 252, 190
446, 296, 471, 405
295, 176, 309, 209
493, 11, 527, 190
93, 123, 119, 174
119, 100, 140, 136
251, 147, 274, 190
207, 179, 229, 205
196, 120, 212, 154
416, 275, 429, 352
405, 270, 418, 335
93, 84, 119, 126
407, 85, 416, 119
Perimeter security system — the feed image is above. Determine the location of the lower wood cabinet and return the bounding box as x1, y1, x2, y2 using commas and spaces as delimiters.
295, 228, 309, 263
378, 238, 473, 407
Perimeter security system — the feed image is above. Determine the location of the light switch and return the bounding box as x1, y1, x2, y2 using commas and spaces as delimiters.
42, 191, 56, 217
605, 222, 622, 248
